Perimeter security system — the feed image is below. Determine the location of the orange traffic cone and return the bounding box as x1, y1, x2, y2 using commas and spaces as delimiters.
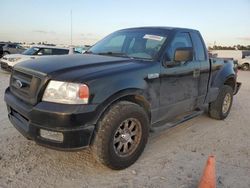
198, 156, 216, 188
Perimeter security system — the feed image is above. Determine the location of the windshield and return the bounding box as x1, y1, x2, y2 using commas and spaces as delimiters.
89, 29, 168, 60
22, 47, 40, 55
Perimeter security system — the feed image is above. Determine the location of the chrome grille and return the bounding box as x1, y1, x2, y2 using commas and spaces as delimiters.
10, 69, 46, 105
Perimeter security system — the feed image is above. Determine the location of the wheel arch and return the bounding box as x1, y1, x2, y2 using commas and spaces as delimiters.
94, 89, 151, 125
89, 89, 151, 145
3, 50, 10, 54
224, 76, 236, 90
241, 62, 250, 70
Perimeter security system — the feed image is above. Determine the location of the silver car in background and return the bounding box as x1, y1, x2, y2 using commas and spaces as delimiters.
1, 43, 26, 55
0, 45, 70, 72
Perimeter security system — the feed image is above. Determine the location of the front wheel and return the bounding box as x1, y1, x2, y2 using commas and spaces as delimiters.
91, 101, 149, 170
209, 85, 233, 120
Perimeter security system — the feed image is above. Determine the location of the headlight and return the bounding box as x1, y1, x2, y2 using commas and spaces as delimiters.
42, 80, 89, 104
8, 57, 22, 62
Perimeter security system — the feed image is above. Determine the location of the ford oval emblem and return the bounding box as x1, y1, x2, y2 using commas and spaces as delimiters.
15, 80, 23, 88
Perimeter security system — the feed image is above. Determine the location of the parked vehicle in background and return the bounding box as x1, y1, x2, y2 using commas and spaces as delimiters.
0, 43, 7, 58
210, 50, 242, 59
239, 56, 250, 71
0, 45, 70, 72
4, 27, 241, 169
74, 45, 91, 54
242, 51, 250, 58
210, 50, 250, 70
2, 43, 26, 55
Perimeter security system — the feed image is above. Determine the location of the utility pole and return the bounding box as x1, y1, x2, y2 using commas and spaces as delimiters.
70, 10, 72, 46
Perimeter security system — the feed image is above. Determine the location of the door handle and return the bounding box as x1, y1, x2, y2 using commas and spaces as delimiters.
193, 69, 200, 78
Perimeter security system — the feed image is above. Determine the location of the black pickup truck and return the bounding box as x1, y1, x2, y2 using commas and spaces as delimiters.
4, 27, 241, 169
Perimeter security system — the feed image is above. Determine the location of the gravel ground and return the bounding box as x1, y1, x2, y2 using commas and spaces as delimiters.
0, 70, 249, 188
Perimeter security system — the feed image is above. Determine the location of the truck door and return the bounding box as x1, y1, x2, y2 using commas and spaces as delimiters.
190, 31, 210, 107
159, 32, 200, 122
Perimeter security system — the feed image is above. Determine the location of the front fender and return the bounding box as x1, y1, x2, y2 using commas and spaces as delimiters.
87, 71, 159, 125
90, 76, 148, 104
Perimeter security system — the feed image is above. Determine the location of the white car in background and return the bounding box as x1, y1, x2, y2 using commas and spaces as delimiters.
239, 56, 250, 71
0, 46, 70, 72
210, 50, 250, 71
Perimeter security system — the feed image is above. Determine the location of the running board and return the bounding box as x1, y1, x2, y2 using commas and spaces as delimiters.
150, 110, 204, 132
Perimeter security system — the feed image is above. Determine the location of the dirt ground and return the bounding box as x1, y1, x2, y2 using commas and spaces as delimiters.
0, 70, 249, 188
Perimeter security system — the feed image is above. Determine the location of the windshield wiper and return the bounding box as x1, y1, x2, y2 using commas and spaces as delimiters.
97, 52, 133, 59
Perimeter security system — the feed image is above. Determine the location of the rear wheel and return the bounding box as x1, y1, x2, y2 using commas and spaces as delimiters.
92, 101, 149, 170
241, 63, 249, 71
209, 85, 233, 120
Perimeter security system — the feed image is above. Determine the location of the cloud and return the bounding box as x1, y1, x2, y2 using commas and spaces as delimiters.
33, 30, 56, 34
237, 37, 250, 41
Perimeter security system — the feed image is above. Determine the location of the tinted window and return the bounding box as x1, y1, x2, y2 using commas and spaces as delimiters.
8, 44, 16, 48
169, 32, 192, 59
242, 51, 250, 58
192, 32, 206, 61
52, 49, 69, 55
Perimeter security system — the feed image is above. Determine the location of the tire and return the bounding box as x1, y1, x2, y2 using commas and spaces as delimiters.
3, 51, 10, 56
91, 101, 149, 170
209, 85, 233, 120
241, 63, 249, 71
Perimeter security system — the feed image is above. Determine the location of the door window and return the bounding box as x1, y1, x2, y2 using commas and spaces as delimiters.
40, 48, 53, 55
8, 44, 16, 48
169, 33, 193, 60
192, 32, 206, 61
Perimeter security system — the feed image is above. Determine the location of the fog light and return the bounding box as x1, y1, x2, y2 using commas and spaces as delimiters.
40, 129, 64, 142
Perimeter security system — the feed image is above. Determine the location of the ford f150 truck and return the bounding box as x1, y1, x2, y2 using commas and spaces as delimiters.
4, 27, 241, 169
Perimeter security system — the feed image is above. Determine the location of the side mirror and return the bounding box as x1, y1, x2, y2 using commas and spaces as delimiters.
174, 47, 193, 62
37, 52, 43, 56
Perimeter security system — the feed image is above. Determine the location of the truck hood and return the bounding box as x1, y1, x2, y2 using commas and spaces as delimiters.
15, 54, 150, 81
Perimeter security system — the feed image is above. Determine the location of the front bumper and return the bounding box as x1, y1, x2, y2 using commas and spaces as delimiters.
0, 61, 12, 72
4, 88, 98, 150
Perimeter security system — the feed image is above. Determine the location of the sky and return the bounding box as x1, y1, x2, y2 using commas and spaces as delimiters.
1, 0, 250, 46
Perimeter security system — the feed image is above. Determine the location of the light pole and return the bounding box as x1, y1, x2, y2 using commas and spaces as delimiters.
70, 10, 72, 46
